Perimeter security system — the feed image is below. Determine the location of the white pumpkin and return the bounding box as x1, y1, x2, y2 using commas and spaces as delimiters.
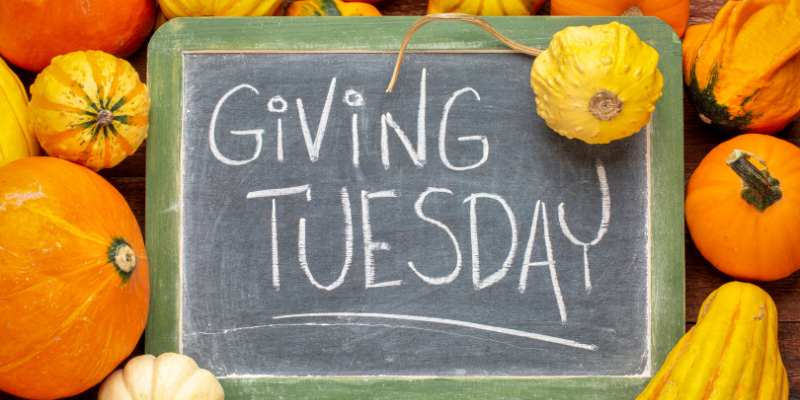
98, 353, 224, 400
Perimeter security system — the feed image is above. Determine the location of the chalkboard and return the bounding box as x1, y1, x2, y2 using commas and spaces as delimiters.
147, 17, 684, 399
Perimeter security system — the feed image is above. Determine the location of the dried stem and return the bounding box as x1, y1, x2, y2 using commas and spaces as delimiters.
386, 13, 543, 92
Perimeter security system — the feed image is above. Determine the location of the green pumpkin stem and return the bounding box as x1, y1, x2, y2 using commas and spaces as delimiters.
386, 13, 543, 93
726, 150, 781, 211
109, 238, 136, 281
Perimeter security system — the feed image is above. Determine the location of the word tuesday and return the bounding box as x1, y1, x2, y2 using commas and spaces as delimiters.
207, 70, 611, 324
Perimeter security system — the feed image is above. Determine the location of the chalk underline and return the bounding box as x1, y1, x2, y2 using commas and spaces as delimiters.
273, 312, 598, 351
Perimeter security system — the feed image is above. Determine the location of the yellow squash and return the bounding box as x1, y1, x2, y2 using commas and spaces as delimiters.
636, 281, 788, 400
0, 56, 40, 166
286, 0, 381, 16
28, 51, 150, 171
530, 22, 663, 144
159, 0, 283, 19
427, 0, 545, 16
683, 0, 800, 134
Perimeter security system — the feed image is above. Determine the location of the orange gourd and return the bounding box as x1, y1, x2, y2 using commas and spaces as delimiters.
683, 0, 800, 134
550, 0, 689, 38
0, 0, 155, 72
427, 0, 545, 15
29, 51, 150, 171
686, 134, 800, 281
286, 0, 382, 16
0, 157, 149, 399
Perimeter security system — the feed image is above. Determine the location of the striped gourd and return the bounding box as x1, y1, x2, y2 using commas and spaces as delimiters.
28, 51, 149, 171
637, 282, 788, 400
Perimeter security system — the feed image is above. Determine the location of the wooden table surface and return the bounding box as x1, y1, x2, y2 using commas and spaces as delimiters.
3, 0, 799, 398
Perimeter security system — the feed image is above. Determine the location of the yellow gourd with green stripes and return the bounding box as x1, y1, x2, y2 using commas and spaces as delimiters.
29, 51, 149, 171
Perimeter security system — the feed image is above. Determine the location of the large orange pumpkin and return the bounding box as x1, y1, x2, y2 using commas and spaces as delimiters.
0, 0, 155, 72
0, 157, 149, 399
550, 0, 690, 38
686, 134, 800, 281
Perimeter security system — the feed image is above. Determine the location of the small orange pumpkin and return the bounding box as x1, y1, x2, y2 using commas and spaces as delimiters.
686, 134, 800, 281
29, 51, 150, 171
550, 0, 689, 38
286, 0, 382, 16
0, 157, 149, 399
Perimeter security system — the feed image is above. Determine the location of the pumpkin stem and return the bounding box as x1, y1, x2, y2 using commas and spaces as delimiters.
109, 238, 136, 280
620, 5, 644, 17
726, 150, 782, 211
96, 109, 114, 127
386, 13, 543, 92
588, 90, 623, 121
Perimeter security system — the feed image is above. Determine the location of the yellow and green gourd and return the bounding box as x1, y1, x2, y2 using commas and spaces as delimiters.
285, 0, 382, 16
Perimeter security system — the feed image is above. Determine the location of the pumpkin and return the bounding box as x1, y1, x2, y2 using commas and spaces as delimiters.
286, 0, 382, 16
636, 281, 788, 399
683, 0, 800, 135
530, 21, 663, 144
550, 0, 690, 38
0, 56, 40, 167
0, 157, 149, 399
99, 353, 224, 400
0, 0, 155, 72
686, 134, 800, 281
427, 0, 546, 16
29, 51, 150, 171
159, 0, 284, 18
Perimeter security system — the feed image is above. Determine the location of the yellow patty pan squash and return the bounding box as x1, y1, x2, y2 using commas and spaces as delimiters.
286, 0, 382, 16
29, 51, 149, 171
159, 0, 283, 19
99, 353, 224, 400
427, 0, 545, 16
531, 21, 663, 144
0, 56, 40, 166
683, 0, 800, 135
636, 281, 788, 400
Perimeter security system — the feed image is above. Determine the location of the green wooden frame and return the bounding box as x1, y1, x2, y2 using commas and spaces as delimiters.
146, 16, 684, 399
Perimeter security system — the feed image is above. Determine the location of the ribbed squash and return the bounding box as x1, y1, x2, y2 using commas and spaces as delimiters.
683, 0, 800, 134
286, 0, 382, 16
530, 21, 663, 144
99, 353, 224, 400
427, 0, 545, 16
0, 0, 155, 72
0, 157, 149, 400
159, 0, 283, 18
29, 51, 150, 171
550, 0, 689, 37
636, 282, 788, 400
0, 56, 40, 166
686, 134, 800, 281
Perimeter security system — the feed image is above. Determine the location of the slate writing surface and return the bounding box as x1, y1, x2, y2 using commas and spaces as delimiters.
180, 52, 650, 378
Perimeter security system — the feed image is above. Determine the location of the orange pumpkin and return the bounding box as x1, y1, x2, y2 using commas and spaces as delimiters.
428, 0, 545, 15
686, 134, 800, 281
550, 0, 689, 38
0, 0, 155, 72
0, 157, 149, 399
